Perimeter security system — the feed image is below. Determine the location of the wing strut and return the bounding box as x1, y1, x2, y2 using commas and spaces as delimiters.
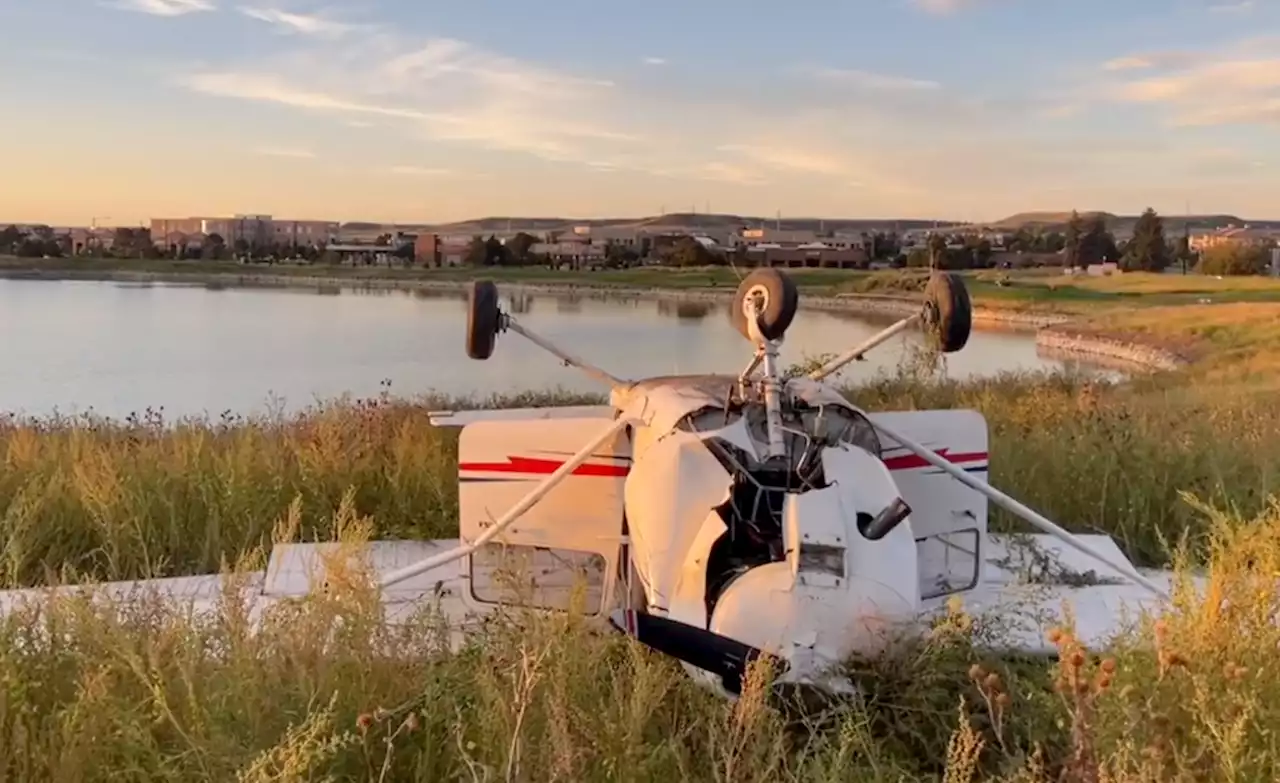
869, 416, 1169, 599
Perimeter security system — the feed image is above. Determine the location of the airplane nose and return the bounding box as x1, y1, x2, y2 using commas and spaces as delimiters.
707, 562, 918, 674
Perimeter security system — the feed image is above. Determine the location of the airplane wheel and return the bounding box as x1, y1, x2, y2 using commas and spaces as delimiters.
922, 272, 971, 353
466, 280, 501, 360
730, 268, 799, 342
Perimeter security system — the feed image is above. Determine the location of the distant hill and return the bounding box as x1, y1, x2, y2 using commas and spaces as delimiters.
979, 211, 1119, 231
340, 212, 960, 236
974, 211, 1280, 234
336, 210, 1280, 238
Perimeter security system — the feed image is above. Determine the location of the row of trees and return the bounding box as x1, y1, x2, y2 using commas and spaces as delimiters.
6, 207, 1277, 277
919, 208, 1201, 274
0, 226, 63, 258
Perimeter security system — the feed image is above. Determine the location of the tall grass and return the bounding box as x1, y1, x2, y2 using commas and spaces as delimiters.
1, 369, 1279, 780
1, 370, 1274, 587
1, 499, 1279, 780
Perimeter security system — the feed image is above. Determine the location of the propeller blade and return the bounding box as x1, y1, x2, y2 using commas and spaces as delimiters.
609, 610, 788, 694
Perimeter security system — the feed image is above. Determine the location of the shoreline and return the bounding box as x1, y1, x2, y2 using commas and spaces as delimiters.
1, 267, 1189, 374
1034, 328, 1190, 372
0, 267, 1071, 327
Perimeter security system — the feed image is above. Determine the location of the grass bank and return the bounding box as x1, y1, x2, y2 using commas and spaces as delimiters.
1, 370, 1279, 779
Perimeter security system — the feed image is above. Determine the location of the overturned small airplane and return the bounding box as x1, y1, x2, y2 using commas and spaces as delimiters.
0, 270, 1183, 699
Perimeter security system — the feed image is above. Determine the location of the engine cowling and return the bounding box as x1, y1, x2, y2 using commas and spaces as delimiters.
704, 443, 922, 684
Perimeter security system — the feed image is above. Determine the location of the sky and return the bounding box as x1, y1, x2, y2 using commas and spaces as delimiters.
3, 0, 1280, 226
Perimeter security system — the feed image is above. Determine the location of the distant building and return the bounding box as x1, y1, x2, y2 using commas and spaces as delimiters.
737, 228, 869, 255
1189, 226, 1280, 252
149, 215, 338, 252
745, 243, 868, 269
65, 227, 118, 254
531, 237, 605, 266
414, 233, 439, 266
273, 220, 340, 246
740, 228, 819, 247
436, 233, 474, 266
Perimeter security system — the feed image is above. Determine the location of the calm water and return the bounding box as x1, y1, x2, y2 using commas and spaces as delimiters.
0, 279, 1104, 420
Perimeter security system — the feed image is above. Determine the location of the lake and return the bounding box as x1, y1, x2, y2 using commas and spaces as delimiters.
0, 278, 1107, 420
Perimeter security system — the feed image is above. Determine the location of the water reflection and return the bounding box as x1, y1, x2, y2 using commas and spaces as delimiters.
0, 278, 1119, 420
656, 299, 713, 321
507, 294, 533, 314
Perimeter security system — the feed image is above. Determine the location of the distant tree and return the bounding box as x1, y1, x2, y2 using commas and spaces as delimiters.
1041, 232, 1067, 253
1080, 215, 1117, 266
905, 248, 931, 268
0, 225, 24, 255
507, 232, 538, 265
604, 241, 632, 268
465, 236, 487, 266
972, 238, 994, 268
927, 234, 948, 268
1122, 208, 1171, 272
1176, 225, 1194, 274
667, 237, 718, 267
203, 233, 227, 261
871, 231, 901, 260
108, 227, 155, 259
1197, 244, 1270, 276
1063, 211, 1084, 267
1007, 228, 1034, 253
483, 235, 507, 266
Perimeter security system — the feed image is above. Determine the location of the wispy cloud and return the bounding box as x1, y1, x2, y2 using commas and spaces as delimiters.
1208, 0, 1255, 14
642, 57, 667, 66
1102, 51, 1201, 72
387, 165, 453, 176
162, 3, 1111, 216
254, 146, 316, 158
805, 65, 940, 91
717, 143, 853, 176
238, 6, 356, 38
910, 0, 996, 15
104, 0, 214, 16
1103, 40, 1280, 126
178, 32, 642, 167
1103, 56, 1157, 72
693, 162, 766, 185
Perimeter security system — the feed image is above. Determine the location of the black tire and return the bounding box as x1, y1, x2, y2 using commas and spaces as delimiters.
922, 272, 971, 353
466, 280, 501, 360
729, 269, 800, 342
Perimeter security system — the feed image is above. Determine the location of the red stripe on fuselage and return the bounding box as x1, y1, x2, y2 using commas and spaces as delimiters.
458, 456, 629, 478
460, 449, 987, 479
881, 449, 988, 471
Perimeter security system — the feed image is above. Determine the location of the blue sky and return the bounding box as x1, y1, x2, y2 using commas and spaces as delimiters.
3, 0, 1279, 225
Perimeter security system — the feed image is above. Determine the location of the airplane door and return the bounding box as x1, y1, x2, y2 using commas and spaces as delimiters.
455, 417, 631, 617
